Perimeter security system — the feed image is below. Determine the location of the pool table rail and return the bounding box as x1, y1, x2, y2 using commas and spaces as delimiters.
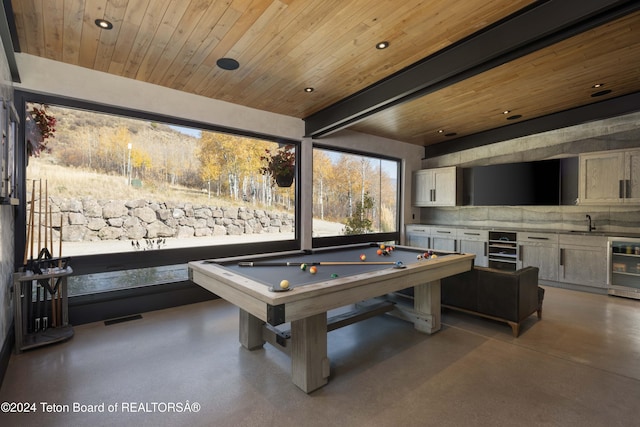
189, 251, 474, 326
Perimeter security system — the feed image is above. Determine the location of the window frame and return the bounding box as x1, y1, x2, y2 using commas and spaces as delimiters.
14, 90, 301, 276
311, 143, 401, 249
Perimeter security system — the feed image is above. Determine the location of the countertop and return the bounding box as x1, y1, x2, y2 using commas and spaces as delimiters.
406, 224, 640, 239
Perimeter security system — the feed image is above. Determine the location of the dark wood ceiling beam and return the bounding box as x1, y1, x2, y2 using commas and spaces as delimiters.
304, 0, 640, 138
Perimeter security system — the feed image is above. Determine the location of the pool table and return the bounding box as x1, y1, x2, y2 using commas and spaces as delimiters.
188, 243, 474, 393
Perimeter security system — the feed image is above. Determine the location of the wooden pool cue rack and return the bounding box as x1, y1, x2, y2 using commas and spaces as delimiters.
13, 179, 74, 353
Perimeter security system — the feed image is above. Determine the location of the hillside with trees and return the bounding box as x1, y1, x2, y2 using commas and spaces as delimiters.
31, 104, 397, 232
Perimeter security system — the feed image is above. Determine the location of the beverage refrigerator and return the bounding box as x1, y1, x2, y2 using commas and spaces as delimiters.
608, 237, 640, 300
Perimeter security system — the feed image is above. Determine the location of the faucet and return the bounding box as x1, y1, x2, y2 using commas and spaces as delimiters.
586, 214, 596, 232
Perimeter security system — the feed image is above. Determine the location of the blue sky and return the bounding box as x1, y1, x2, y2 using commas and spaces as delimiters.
170, 125, 201, 138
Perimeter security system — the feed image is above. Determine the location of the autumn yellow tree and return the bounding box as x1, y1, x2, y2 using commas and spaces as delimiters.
313, 150, 335, 220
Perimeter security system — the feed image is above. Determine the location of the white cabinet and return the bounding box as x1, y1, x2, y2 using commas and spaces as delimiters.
430, 226, 457, 252
405, 225, 430, 249
579, 149, 640, 204
413, 167, 460, 207
558, 234, 608, 288
517, 232, 559, 281
406, 225, 487, 265
457, 229, 488, 266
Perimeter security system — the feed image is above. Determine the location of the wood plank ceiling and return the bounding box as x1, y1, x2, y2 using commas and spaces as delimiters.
8, 0, 640, 151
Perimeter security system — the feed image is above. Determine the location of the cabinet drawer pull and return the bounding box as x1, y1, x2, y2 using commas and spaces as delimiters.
627, 179, 631, 198
560, 248, 564, 266
518, 245, 523, 261
464, 232, 480, 236
620, 180, 624, 198
436, 230, 451, 234
528, 236, 549, 240
484, 242, 488, 256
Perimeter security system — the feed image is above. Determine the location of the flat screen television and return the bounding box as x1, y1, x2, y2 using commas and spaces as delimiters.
462, 157, 578, 206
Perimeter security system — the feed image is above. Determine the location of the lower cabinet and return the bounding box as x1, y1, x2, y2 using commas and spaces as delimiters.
406, 225, 611, 290
558, 234, 609, 288
517, 232, 559, 281
457, 229, 488, 266
405, 225, 430, 249
430, 226, 457, 252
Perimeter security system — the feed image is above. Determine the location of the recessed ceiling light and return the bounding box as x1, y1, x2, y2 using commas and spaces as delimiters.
591, 89, 612, 97
502, 110, 511, 115
376, 41, 389, 50
95, 19, 113, 30
437, 129, 444, 133
506, 114, 523, 120
304, 87, 314, 93
592, 83, 605, 88
216, 58, 240, 70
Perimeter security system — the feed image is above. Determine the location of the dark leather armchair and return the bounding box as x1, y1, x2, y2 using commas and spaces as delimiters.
441, 266, 543, 337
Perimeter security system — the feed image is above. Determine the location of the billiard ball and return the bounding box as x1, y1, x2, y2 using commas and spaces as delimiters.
431, 254, 438, 259
377, 249, 383, 255
331, 273, 339, 278
360, 254, 366, 261
417, 254, 423, 259
280, 279, 290, 289
379, 244, 386, 250
300, 263, 307, 271
309, 266, 317, 274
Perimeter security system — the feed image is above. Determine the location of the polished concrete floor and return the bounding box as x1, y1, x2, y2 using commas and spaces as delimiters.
1, 286, 639, 427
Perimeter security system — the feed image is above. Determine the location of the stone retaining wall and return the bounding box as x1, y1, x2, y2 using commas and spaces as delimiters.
44, 197, 294, 242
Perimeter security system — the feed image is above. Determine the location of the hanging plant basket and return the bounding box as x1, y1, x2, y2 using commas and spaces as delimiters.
275, 172, 294, 187
260, 144, 296, 188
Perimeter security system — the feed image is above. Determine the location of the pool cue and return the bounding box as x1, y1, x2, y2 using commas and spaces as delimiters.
23, 180, 36, 264
43, 181, 53, 327
49, 209, 57, 327
30, 182, 36, 261
238, 261, 400, 267
38, 179, 42, 258
35, 283, 41, 332
57, 218, 63, 326
58, 217, 63, 267
36, 183, 42, 329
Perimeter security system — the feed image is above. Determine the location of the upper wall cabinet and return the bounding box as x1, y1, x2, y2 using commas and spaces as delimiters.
413, 166, 460, 207
579, 149, 640, 205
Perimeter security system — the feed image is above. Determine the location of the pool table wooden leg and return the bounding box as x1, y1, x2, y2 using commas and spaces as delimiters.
239, 309, 265, 350
413, 279, 441, 334
290, 312, 330, 393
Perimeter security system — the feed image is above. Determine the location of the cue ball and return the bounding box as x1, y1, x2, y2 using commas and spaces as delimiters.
309, 266, 317, 274
360, 254, 366, 261
279, 280, 290, 289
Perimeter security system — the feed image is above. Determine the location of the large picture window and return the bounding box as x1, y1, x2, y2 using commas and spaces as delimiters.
312, 146, 399, 242
23, 101, 297, 295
